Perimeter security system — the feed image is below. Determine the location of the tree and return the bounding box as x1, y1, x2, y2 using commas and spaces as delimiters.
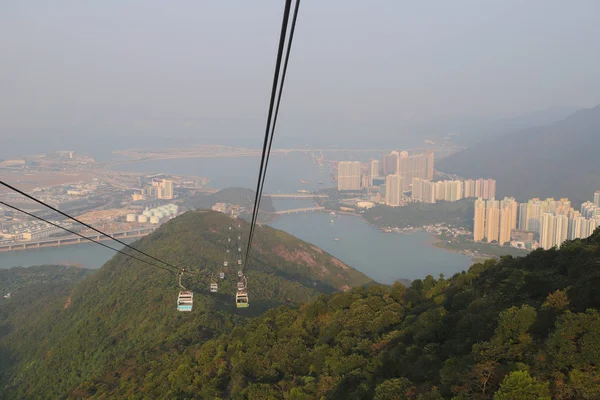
493, 370, 550, 400
542, 290, 569, 311
374, 378, 416, 400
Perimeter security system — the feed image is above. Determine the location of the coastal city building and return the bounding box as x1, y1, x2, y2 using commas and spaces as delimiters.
337, 161, 361, 191
411, 178, 436, 203
475, 192, 600, 249
385, 174, 403, 207
485, 199, 500, 243
396, 150, 434, 190
473, 198, 486, 242
369, 160, 380, 187
381, 151, 398, 175
157, 179, 174, 200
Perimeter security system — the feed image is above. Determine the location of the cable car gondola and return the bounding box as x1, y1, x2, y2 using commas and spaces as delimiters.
210, 282, 218, 293
177, 271, 193, 312
219, 272, 225, 279
236, 291, 249, 308
235, 275, 249, 308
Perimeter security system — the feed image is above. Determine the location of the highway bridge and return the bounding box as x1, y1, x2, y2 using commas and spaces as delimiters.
272, 206, 325, 215
0, 227, 156, 252
263, 193, 328, 199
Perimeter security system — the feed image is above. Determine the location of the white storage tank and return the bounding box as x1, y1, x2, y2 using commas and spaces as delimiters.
150, 216, 160, 224
126, 214, 136, 222
138, 215, 148, 223
142, 209, 152, 217
154, 211, 165, 218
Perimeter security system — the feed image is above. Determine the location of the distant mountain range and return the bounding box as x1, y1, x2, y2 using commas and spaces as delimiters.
437, 104, 600, 204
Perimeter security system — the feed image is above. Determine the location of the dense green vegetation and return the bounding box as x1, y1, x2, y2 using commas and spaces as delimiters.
434, 234, 529, 258
69, 228, 600, 399
2, 214, 599, 399
0, 211, 370, 399
363, 200, 475, 230
0, 264, 93, 295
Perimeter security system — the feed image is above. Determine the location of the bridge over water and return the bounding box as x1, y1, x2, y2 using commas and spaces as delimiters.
272, 206, 325, 215
263, 193, 328, 199
0, 227, 157, 252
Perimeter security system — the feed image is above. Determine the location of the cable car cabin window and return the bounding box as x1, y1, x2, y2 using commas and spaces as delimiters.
236, 292, 249, 308
177, 291, 193, 312
210, 283, 218, 293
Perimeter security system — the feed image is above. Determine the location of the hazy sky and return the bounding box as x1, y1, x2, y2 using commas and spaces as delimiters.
2, 0, 599, 140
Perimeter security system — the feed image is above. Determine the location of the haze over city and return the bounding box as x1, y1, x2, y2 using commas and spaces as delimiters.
2, 0, 600, 146
2, 2, 600, 399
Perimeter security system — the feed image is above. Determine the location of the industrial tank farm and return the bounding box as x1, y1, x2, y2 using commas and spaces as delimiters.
127, 204, 179, 225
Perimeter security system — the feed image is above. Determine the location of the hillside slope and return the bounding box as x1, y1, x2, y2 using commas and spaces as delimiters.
68, 229, 600, 399
0, 211, 371, 399
437, 105, 600, 203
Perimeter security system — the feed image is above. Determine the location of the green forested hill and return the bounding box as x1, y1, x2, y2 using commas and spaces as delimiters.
2, 215, 599, 399
0, 210, 371, 399
71, 228, 600, 399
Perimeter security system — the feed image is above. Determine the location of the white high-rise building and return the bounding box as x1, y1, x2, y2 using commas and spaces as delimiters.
540, 213, 555, 250
554, 214, 569, 248
594, 191, 600, 207
464, 179, 476, 198
369, 160, 380, 186
485, 199, 500, 243
473, 198, 486, 242
499, 197, 517, 245
385, 174, 403, 207
518, 203, 528, 231
411, 178, 436, 203
157, 179, 174, 200
337, 161, 361, 191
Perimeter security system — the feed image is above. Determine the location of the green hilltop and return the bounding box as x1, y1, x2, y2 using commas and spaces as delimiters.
1, 211, 600, 399
0, 210, 371, 399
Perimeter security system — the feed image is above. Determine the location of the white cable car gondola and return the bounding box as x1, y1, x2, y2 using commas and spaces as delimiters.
238, 270, 243, 277
210, 282, 218, 293
219, 272, 225, 279
224, 261, 228, 267
177, 271, 193, 312
238, 259, 242, 265
235, 275, 249, 308
236, 290, 249, 308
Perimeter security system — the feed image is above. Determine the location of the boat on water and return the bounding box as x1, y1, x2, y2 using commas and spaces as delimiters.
333, 237, 340, 242
330, 219, 334, 223
297, 189, 310, 194
329, 211, 337, 216
300, 179, 309, 184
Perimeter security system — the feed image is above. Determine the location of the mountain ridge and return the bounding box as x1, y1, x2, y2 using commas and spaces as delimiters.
0, 210, 371, 399
437, 104, 600, 203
